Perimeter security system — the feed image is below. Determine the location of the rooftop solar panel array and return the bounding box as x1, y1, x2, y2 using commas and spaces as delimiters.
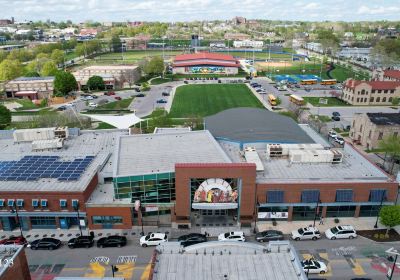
0, 155, 95, 182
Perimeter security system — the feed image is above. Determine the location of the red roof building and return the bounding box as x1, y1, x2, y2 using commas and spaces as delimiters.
172, 52, 240, 75
383, 70, 400, 81
342, 78, 400, 105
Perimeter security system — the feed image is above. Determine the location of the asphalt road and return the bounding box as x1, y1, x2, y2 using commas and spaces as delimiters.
25, 233, 399, 280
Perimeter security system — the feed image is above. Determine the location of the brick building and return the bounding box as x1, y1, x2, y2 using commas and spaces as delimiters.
4, 77, 54, 99
372, 69, 400, 82
350, 112, 400, 150
0, 245, 31, 280
341, 79, 400, 105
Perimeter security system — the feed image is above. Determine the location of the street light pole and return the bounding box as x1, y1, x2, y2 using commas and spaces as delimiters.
313, 193, 321, 228
374, 191, 386, 229
74, 202, 83, 236
10, 204, 24, 238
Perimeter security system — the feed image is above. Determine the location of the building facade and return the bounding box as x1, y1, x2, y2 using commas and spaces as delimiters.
224, 33, 251, 41
233, 40, 263, 49
73, 65, 141, 89
0, 245, 31, 280
341, 79, 400, 105
172, 52, 240, 75
5, 77, 54, 99
372, 69, 400, 82
350, 113, 400, 150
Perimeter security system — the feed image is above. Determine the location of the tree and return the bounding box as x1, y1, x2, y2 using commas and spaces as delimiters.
40, 61, 58, 76
25, 71, 40, 77
0, 59, 23, 81
54, 71, 77, 96
0, 105, 11, 129
379, 135, 400, 174
51, 49, 65, 65
87, 75, 105, 90
379, 205, 400, 234
111, 35, 122, 52
391, 97, 400, 106
75, 44, 86, 57
143, 56, 165, 76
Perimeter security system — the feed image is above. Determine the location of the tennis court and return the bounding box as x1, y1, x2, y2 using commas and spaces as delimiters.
273, 74, 322, 83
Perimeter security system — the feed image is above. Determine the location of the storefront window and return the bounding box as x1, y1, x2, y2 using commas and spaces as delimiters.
292, 206, 316, 220
359, 205, 381, 217
92, 216, 123, 225
326, 206, 356, 217
30, 217, 57, 229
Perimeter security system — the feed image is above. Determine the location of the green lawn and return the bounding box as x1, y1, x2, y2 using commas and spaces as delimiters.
310, 114, 331, 122
96, 97, 134, 110
330, 64, 370, 82
169, 84, 263, 118
150, 77, 172, 85
303, 97, 350, 107
93, 50, 183, 62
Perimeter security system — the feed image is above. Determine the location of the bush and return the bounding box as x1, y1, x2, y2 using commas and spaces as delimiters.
272, 219, 277, 226
334, 218, 340, 223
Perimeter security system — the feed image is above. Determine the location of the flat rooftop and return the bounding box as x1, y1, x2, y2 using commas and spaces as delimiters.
0, 130, 127, 192
153, 241, 306, 280
115, 130, 232, 177
205, 108, 315, 144
220, 142, 391, 183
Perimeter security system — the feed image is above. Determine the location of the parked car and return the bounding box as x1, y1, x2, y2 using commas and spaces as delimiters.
325, 225, 357, 240
134, 88, 141, 92
331, 116, 340, 121
291, 227, 321, 241
57, 105, 67, 111
140, 233, 168, 247
218, 231, 245, 242
0, 236, 27, 246
104, 91, 116, 96
255, 230, 284, 242
295, 84, 301, 88
184, 81, 189, 84
156, 99, 167, 104
162, 92, 170, 96
84, 96, 93, 100
114, 96, 122, 100
28, 238, 62, 250
88, 102, 98, 108
178, 233, 207, 247
328, 130, 337, 138
301, 259, 328, 274
67, 236, 94, 249
97, 235, 127, 248
90, 95, 98, 99
332, 112, 341, 117
334, 136, 345, 145
136, 93, 145, 97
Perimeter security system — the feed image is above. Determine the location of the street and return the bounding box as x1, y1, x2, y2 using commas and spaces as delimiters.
25, 231, 399, 280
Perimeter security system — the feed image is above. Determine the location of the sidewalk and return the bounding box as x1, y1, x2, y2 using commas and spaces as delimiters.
257, 217, 388, 234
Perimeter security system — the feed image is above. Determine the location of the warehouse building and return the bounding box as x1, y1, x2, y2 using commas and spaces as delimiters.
172, 52, 240, 75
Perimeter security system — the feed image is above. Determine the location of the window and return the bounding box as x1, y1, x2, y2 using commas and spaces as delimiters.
378, 90, 382, 93
92, 216, 123, 225
72, 200, 79, 209
267, 190, 284, 203
382, 97, 386, 102
16, 199, 24, 207
369, 189, 387, 202
391, 90, 395, 94
368, 130, 372, 138
372, 90, 376, 93
41, 199, 48, 207
378, 132, 383, 140
376, 97, 380, 102
359, 125, 363, 132
384, 90, 388, 93
7, 199, 14, 207
356, 98, 360, 102
389, 97, 393, 102
292, 206, 317, 220
0, 199, 4, 207
32, 199, 39, 208
326, 206, 356, 217
30, 217, 56, 229
301, 190, 320, 203
336, 190, 353, 202
361, 89, 365, 95
59, 199, 67, 208
370, 97, 374, 102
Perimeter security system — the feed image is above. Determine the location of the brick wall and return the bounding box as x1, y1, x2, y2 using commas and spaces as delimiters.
0, 248, 31, 280
86, 206, 133, 230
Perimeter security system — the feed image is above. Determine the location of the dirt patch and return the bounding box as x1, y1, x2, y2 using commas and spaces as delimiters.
358, 229, 400, 242
255, 61, 293, 70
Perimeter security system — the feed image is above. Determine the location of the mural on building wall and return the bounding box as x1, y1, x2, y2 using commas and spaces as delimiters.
193, 178, 238, 203
190, 66, 225, 74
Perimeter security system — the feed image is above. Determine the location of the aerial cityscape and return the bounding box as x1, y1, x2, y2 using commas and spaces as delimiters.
0, 1, 400, 280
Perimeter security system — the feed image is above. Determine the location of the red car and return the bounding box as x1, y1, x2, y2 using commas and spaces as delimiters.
114, 96, 122, 100
0, 236, 28, 246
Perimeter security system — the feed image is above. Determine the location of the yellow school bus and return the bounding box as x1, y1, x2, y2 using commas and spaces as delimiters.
268, 94, 277, 106
300, 79, 318, 85
289, 94, 305, 106
321, 79, 337, 85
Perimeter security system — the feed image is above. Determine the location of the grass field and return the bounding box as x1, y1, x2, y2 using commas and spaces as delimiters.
93, 50, 183, 63
169, 84, 263, 118
330, 64, 370, 82
97, 97, 134, 110
150, 77, 172, 85
303, 97, 350, 107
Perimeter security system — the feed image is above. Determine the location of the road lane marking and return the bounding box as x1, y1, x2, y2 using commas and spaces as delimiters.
115, 263, 135, 279
140, 262, 152, 280
84, 262, 106, 278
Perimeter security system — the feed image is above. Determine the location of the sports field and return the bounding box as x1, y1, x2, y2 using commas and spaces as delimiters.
169, 84, 263, 118
93, 50, 183, 63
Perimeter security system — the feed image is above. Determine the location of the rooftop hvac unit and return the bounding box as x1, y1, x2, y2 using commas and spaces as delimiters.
289, 149, 334, 164
266, 144, 283, 157
266, 143, 324, 158
244, 147, 264, 171
32, 138, 64, 151
332, 150, 343, 164
54, 126, 69, 139
13, 128, 56, 142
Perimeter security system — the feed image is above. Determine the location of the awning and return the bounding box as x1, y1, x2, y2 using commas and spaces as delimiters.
83, 113, 144, 129
192, 203, 238, 210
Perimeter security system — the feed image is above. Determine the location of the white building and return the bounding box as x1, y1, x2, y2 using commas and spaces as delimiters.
233, 40, 263, 48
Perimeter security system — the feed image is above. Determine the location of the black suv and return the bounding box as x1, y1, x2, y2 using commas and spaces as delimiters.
178, 233, 207, 247
162, 92, 170, 96
68, 236, 94, 249
29, 238, 62, 250
97, 235, 127, 248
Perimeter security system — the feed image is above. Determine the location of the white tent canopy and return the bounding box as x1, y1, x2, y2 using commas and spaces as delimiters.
83, 113, 144, 129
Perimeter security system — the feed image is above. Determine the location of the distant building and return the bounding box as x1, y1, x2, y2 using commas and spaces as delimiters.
233, 40, 263, 48
4, 76, 54, 99
120, 34, 151, 50
372, 69, 400, 82
191, 34, 200, 48
0, 245, 31, 280
232, 16, 246, 25
305, 42, 323, 53
337, 47, 371, 61
350, 113, 400, 150
0, 17, 14, 26
172, 52, 240, 75
79, 28, 98, 37
127, 21, 143, 27
73, 65, 141, 89
224, 33, 250, 41
342, 79, 400, 105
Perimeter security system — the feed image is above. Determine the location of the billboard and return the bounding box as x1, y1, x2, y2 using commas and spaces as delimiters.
193, 178, 238, 203
190, 66, 225, 74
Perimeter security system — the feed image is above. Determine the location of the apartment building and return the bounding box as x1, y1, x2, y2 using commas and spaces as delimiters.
350, 113, 400, 150
341, 79, 400, 105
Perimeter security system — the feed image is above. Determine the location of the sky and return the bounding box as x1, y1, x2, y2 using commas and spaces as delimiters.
1, 0, 400, 22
